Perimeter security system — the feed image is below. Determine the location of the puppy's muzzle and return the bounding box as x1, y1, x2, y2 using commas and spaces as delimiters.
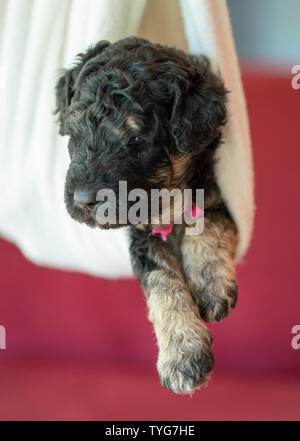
73, 188, 98, 211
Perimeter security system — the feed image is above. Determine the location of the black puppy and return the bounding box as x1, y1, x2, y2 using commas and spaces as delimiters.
55, 37, 238, 394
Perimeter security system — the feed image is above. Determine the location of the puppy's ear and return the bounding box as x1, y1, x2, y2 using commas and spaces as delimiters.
55, 40, 111, 135
170, 61, 227, 154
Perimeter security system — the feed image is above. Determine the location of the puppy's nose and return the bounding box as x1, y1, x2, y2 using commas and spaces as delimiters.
74, 189, 97, 210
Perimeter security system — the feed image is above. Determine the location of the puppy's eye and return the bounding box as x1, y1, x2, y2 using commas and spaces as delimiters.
128, 136, 144, 146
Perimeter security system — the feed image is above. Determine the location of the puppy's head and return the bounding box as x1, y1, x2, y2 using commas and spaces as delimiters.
55, 37, 227, 228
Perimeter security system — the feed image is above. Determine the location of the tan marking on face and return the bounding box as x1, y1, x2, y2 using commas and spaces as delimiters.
126, 116, 140, 130
148, 153, 191, 189
66, 109, 83, 126
146, 153, 191, 228
169, 153, 192, 188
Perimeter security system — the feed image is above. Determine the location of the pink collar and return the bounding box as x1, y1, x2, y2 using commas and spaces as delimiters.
151, 224, 173, 242
150, 203, 204, 241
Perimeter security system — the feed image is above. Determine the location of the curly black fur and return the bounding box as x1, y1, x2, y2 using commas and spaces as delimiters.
55, 36, 227, 226
55, 37, 238, 395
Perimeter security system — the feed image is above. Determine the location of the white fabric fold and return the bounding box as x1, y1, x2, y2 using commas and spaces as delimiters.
0, 0, 254, 278
180, 0, 254, 260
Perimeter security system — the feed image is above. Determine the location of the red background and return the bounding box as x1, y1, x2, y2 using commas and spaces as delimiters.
0, 71, 299, 420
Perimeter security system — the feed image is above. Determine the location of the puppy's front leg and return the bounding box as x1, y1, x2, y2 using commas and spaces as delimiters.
129, 229, 214, 394
181, 207, 238, 322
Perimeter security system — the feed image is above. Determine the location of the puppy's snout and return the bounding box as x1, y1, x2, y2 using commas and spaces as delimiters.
73, 188, 97, 211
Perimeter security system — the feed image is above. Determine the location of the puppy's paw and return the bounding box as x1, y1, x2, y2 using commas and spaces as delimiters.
195, 279, 238, 322
181, 216, 238, 323
157, 328, 214, 394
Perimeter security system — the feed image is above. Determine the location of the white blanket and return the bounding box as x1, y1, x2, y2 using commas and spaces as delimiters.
0, 0, 254, 278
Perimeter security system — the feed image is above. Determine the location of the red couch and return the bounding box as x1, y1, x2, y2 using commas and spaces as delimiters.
0, 70, 299, 420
